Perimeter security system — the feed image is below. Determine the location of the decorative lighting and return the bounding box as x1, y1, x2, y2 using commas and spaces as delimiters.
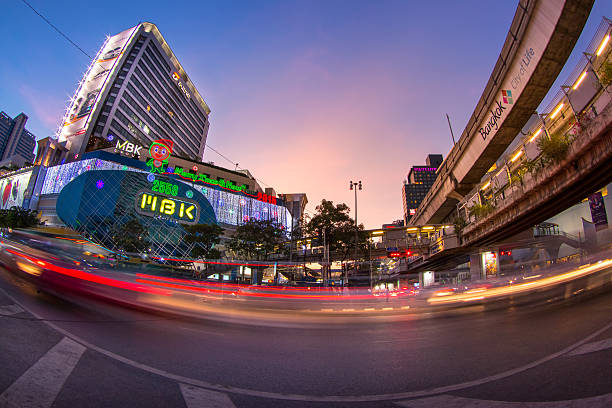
481, 181, 491, 190
529, 128, 543, 142
510, 150, 523, 162
550, 103, 564, 119
596, 34, 610, 56
572, 71, 587, 90
186, 190, 194, 199
147, 173, 155, 182
95, 180, 104, 189
192, 165, 198, 172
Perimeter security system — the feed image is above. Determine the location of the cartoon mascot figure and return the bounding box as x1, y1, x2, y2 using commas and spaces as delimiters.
146, 139, 173, 174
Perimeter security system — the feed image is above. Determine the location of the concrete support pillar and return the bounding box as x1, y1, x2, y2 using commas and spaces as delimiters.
469, 253, 482, 281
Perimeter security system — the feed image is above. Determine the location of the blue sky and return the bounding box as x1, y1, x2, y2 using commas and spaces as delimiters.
1, 1, 610, 228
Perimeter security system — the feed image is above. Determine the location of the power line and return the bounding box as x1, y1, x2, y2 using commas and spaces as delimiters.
204, 143, 271, 188
204, 144, 238, 168
20, 0, 92, 59
22, 0, 277, 194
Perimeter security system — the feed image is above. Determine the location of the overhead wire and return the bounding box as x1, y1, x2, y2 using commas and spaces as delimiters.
20, 0, 92, 59
22, 0, 278, 194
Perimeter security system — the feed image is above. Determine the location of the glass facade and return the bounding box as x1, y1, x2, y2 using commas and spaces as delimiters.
56, 170, 216, 258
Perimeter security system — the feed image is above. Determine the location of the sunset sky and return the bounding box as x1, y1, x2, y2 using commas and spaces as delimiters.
1, 1, 611, 228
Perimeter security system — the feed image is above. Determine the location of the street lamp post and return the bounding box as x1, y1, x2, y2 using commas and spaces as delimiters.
349, 180, 362, 287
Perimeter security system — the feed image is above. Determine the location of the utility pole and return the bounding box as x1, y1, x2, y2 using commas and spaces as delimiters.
349, 180, 362, 287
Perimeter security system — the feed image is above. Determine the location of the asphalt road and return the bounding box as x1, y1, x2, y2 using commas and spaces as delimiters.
1, 262, 612, 408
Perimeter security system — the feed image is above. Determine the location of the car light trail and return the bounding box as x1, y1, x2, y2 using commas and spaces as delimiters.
6, 249, 171, 296
427, 259, 612, 304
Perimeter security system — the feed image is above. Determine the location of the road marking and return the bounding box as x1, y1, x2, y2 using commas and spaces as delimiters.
180, 383, 236, 408
568, 337, 612, 356
0, 337, 85, 408
1, 286, 611, 403
0, 304, 23, 316
395, 393, 612, 407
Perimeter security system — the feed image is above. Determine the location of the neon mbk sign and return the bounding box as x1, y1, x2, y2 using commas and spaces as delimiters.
135, 190, 199, 224
115, 140, 143, 155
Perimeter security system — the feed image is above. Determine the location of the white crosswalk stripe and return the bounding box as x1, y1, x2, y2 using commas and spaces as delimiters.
180, 383, 237, 408
567, 337, 612, 356
395, 393, 612, 407
0, 304, 24, 316
0, 337, 86, 408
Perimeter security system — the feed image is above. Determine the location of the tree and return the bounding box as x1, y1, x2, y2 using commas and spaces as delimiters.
227, 219, 287, 261
0, 207, 40, 229
305, 199, 365, 261
183, 223, 224, 259
111, 217, 147, 253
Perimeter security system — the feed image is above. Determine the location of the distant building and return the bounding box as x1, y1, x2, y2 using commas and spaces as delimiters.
279, 193, 308, 231
382, 220, 404, 229
0, 111, 36, 167
403, 154, 443, 225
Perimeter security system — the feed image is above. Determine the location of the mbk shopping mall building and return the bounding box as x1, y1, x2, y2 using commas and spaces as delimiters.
3, 23, 306, 258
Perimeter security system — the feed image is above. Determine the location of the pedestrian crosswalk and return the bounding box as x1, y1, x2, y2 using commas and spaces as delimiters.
0, 304, 23, 316
0, 297, 611, 408
180, 383, 237, 408
0, 337, 86, 408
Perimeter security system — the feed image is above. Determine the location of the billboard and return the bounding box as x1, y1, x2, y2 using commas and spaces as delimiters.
588, 191, 608, 231
58, 25, 138, 145
0, 171, 33, 210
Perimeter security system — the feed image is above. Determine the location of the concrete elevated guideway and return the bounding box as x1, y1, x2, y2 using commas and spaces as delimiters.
410, 0, 593, 226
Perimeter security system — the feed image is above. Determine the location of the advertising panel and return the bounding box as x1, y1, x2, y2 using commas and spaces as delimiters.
588, 191, 608, 231
0, 171, 33, 210
58, 25, 138, 144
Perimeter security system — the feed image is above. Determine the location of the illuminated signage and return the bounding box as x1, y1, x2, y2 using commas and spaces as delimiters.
257, 192, 276, 205
146, 139, 173, 174
115, 140, 143, 155
151, 179, 178, 197
171, 72, 191, 99
172, 167, 247, 192
135, 190, 199, 224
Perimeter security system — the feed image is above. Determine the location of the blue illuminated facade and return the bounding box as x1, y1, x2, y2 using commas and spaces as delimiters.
39, 150, 292, 231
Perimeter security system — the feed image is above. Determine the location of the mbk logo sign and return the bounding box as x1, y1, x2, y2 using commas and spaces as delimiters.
115, 140, 142, 155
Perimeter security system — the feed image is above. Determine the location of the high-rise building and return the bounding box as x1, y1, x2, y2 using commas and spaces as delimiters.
57, 23, 211, 162
0, 111, 36, 167
403, 154, 443, 225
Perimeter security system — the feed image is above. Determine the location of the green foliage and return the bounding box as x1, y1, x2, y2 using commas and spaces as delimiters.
537, 131, 573, 165
111, 218, 147, 253
226, 219, 287, 260
468, 202, 495, 220
183, 223, 224, 259
0, 207, 40, 229
510, 159, 541, 185
305, 199, 365, 260
598, 59, 612, 87
452, 216, 467, 237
